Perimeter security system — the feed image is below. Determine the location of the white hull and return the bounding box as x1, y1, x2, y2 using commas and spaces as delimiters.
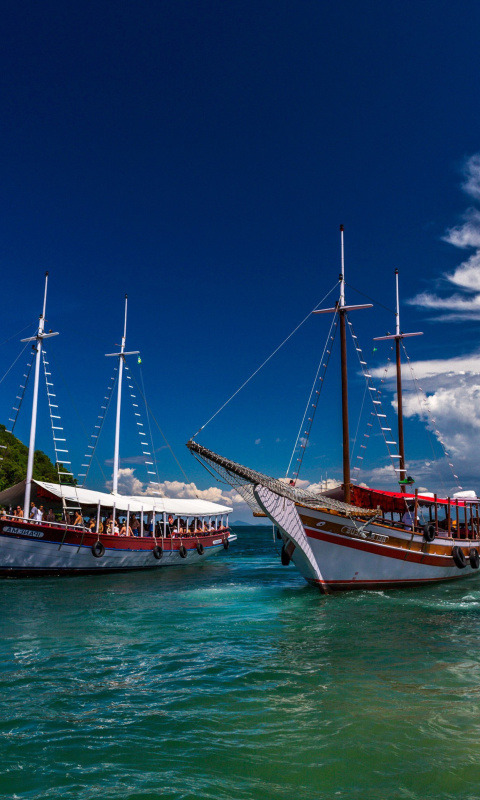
0, 521, 236, 576
254, 485, 479, 592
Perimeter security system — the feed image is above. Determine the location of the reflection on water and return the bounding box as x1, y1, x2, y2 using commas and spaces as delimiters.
1, 527, 480, 799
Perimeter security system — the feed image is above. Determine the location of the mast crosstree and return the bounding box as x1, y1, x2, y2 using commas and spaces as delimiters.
105, 295, 140, 495
313, 226, 372, 503
373, 270, 422, 490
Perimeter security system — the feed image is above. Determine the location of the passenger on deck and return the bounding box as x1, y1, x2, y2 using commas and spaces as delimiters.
119, 522, 133, 537
131, 516, 140, 536
15, 505, 24, 519
88, 518, 96, 531
402, 505, 417, 531
73, 511, 84, 527
105, 514, 113, 534
36, 505, 44, 522
46, 508, 55, 523
30, 502, 38, 520
167, 515, 175, 536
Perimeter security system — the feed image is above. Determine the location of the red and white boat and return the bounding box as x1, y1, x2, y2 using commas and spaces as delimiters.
0, 277, 235, 576
188, 228, 480, 593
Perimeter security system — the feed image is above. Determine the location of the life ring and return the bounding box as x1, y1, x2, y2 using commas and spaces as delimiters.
452, 546, 467, 569
469, 548, 480, 569
281, 544, 291, 566
178, 545, 187, 558
423, 523, 436, 543
152, 545, 163, 560
223, 537, 229, 550
91, 540, 105, 558
196, 542, 204, 555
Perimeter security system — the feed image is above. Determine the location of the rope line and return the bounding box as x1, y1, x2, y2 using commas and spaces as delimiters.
401, 341, 462, 493
127, 370, 196, 493
77, 368, 118, 486
0, 340, 31, 386
191, 281, 339, 439
285, 312, 339, 482
347, 318, 401, 482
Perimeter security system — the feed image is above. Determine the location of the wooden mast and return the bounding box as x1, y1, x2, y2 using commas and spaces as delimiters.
314, 226, 371, 504
374, 270, 422, 491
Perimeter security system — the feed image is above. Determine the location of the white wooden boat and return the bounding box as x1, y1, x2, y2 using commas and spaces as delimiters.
187, 228, 479, 592
0, 277, 235, 576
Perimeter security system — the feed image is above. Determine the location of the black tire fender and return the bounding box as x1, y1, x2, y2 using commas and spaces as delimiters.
92, 540, 105, 558
196, 542, 204, 555
178, 544, 187, 558
452, 545, 467, 569
469, 548, 480, 569
281, 544, 291, 566
152, 545, 163, 560
223, 537, 229, 550
423, 523, 436, 543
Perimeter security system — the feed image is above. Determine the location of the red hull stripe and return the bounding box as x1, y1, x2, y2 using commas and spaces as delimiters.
304, 525, 455, 567
308, 573, 468, 590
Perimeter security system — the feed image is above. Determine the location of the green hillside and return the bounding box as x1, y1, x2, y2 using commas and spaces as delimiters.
0, 424, 70, 492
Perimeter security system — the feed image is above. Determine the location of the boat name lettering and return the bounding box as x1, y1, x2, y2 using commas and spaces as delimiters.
340, 525, 388, 543
370, 532, 389, 543
212, 539, 222, 545
3, 526, 44, 538
316, 521, 326, 527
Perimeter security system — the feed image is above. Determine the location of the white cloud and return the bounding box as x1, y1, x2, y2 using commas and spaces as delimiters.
443, 207, 480, 249
371, 351, 480, 490
255, 438, 261, 445
462, 152, 480, 201
105, 468, 246, 508
409, 154, 480, 319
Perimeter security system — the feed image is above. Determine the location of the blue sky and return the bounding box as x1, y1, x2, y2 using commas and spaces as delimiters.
1, 1, 480, 518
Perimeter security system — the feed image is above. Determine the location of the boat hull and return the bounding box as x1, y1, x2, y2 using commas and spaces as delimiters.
0, 519, 236, 576
254, 484, 480, 592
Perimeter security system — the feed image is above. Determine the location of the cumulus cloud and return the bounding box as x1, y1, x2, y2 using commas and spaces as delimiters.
461, 152, 480, 201
409, 154, 480, 319
105, 468, 246, 508
443, 207, 480, 249
371, 352, 480, 490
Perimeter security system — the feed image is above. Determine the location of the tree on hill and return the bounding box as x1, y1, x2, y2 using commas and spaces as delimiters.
0, 424, 74, 492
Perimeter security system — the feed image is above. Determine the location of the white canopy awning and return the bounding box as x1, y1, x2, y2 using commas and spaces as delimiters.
0, 480, 232, 515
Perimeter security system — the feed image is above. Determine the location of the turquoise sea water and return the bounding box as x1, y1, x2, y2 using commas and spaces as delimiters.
2, 526, 480, 800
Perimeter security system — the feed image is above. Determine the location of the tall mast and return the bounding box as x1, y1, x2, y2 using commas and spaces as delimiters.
338, 225, 351, 501
374, 269, 422, 491
22, 273, 59, 515
105, 295, 139, 495
314, 226, 372, 504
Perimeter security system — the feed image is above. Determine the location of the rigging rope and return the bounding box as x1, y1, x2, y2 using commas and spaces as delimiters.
347, 318, 401, 482
0, 340, 31, 387
285, 311, 338, 482
77, 368, 118, 486
401, 341, 462, 493
0, 320, 37, 350
127, 370, 197, 494
125, 362, 163, 494
6, 355, 34, 433
191, 281, 339, 439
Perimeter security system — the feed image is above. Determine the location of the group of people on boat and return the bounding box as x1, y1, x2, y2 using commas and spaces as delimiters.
1, 504, 228, 538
